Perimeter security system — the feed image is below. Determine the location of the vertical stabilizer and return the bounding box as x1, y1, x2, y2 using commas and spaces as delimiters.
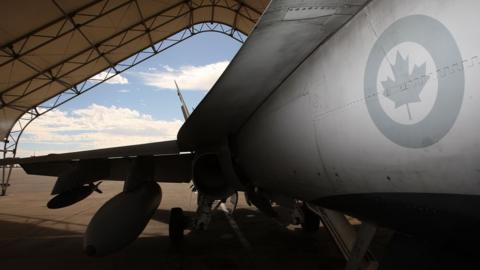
175, 80, 190, 121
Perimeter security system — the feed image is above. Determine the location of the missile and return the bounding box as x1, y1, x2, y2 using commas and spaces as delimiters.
47, 182, 102, 209
84, 181, 161, 256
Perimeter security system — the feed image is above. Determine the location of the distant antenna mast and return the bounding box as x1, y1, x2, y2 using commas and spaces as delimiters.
175, 80, 190, 120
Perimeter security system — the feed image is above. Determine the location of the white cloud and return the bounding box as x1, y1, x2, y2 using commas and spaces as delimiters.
118, 89, 130, 93
18, 104, 182, 157
139, 61, 229, 91
162, 65, 174, 72
90, 71, 129, 84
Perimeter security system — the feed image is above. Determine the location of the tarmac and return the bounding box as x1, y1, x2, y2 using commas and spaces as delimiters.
0, 168, 391, 270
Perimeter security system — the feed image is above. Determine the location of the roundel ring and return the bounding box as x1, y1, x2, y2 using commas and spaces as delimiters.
364, 15, 465, 148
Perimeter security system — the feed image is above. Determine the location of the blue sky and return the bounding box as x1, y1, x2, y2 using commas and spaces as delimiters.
18, 32, 242, 156
60, 32, 241, 120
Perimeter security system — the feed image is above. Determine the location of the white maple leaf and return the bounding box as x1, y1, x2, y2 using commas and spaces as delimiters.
381, 51, 430, 119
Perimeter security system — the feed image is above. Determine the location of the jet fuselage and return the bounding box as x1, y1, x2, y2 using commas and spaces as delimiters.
235, 0, 480, 236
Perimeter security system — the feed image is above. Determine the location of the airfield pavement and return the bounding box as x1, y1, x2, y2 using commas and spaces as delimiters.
0, 168, 392, 270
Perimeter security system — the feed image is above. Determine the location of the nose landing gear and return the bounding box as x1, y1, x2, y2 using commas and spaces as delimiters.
168, 192, 217, 242
168, 192, 239, 242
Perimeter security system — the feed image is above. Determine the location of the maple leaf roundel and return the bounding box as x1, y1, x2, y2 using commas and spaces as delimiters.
364, 15, 464, 148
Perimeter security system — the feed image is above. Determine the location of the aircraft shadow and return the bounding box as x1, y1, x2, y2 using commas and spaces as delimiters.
0, 208, 353, 270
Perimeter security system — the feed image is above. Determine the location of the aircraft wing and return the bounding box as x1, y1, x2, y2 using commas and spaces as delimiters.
177, 0, 369, 149
0, 140, 193, 183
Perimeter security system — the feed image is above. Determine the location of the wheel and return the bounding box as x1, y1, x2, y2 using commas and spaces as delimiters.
169, 207, 185, 241
301, 203, 320, 232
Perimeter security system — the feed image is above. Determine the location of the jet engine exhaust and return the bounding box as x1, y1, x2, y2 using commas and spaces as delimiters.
84, 181, 161, 256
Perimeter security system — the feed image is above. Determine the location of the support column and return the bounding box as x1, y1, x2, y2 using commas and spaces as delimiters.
1, 139, 15, 196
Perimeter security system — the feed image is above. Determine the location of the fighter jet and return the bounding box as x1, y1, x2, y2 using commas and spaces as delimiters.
2, 0, 480, 268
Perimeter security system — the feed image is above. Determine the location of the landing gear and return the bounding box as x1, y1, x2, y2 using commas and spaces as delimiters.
301, 203, 320, 232
193, 192, 215, 230
168, 192, 229, 243
169, 207, 186, 242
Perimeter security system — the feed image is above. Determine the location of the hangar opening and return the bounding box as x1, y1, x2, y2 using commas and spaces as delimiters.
0, 0, 269, 195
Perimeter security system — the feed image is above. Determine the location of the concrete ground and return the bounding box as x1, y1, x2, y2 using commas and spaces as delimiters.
0, 168, 390, 270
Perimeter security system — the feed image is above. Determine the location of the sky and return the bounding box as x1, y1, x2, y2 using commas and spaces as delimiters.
18, 32, 242, 157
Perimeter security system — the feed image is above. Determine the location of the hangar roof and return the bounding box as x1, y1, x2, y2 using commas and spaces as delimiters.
0, 0, 268, 141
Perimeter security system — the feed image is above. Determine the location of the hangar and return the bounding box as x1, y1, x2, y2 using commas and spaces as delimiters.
4, 1, 477, 268
0, 0, 269, 195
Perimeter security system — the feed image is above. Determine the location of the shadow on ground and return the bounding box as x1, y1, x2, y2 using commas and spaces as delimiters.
0, 207, 357, 270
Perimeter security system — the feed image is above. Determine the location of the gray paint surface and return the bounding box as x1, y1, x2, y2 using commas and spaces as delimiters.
364, 15, 464, 148
236, 0, 480, 200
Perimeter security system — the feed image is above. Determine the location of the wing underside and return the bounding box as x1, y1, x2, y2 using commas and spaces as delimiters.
2, 140, 193, 183
177, 0, 370, 149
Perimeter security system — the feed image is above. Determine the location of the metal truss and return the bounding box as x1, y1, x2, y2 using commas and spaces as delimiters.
0, 0, 260, 110
0, 21, 245, 196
